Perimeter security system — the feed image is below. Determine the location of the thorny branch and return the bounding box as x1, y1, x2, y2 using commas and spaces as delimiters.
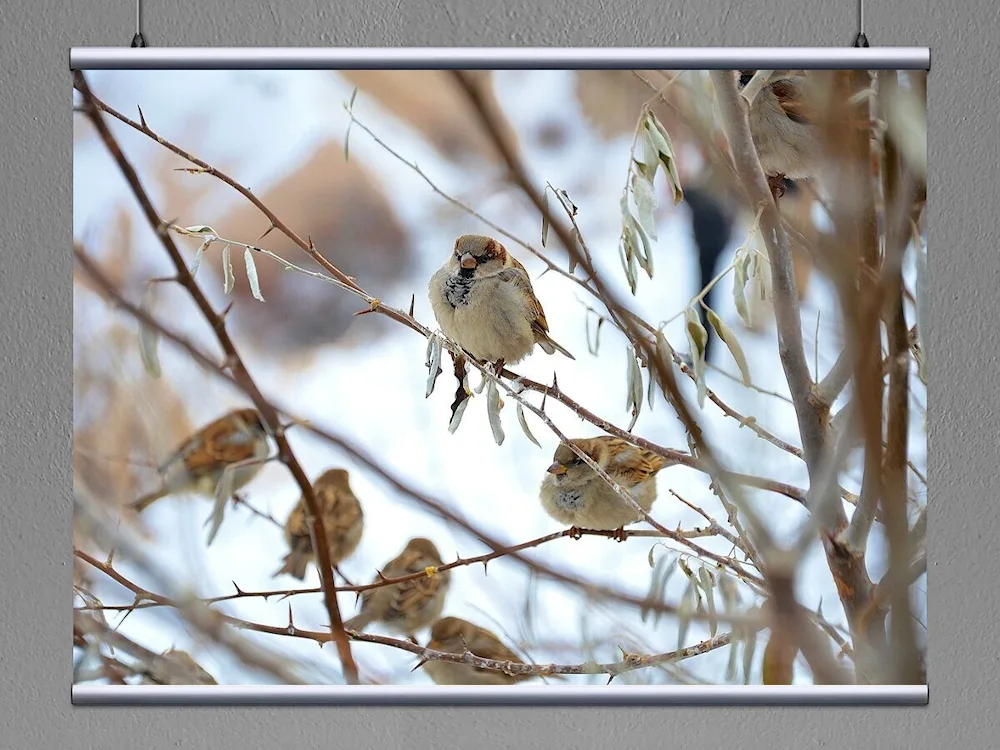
75, 549, 739, 680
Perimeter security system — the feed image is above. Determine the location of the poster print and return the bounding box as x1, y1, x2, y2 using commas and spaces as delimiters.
72, 63, 927, 695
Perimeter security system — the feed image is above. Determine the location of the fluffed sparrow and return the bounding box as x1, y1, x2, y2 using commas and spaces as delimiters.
273, 468, 364, 580
140, 649, 217, 685
540, 436, 672, 534
422, 617, 533, 686
129, 408, 270, 513
738, 70, 823, 195
344, 537, 450, 636
428, 234, 574, 368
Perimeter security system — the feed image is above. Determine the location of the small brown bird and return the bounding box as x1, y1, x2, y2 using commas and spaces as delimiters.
738, 70, 823, 196
539, 436, 672, 534
422, 617, 533, 686
343, 537, 450, 636
129, 408, 271, 513
428, 234, 574, 368
140, 649, 217, 685
273, 469, 364, 580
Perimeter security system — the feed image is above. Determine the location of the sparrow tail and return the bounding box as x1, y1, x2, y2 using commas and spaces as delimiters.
538, 335, 575, 360
272, 547, 309, 581
343, 613, 372, 632
129, 487, 167, 514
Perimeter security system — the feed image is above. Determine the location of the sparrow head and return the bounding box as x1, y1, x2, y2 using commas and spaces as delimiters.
546, 438, 608, 487
403, 537, 444, 566
428, 616, 470, 649
451, 234, 508, 279
316, 468, 352, 489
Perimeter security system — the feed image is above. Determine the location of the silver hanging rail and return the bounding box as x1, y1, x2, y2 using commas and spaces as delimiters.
69, 46, 930, 71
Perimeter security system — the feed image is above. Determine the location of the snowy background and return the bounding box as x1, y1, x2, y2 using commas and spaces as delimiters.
72, 69, 927, 687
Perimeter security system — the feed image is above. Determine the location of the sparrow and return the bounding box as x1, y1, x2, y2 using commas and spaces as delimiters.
344, 537, 450, 636
139, 649, 217, 685
428, 234, 574, 369
539, 436, 672, 536
273, 468, 365, 580
421, 617, 533, 686
128, 408, 270, 513
738, 70, 823, 196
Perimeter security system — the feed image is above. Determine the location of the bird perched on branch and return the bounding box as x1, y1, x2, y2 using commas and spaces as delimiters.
344, 537, 450, 637
539, 436, 673, 538
273, 468, 364, 581
428, 234, 574, 371
128, 408, 270, 514
421, 617, 535, 686
738, 69, 824, 198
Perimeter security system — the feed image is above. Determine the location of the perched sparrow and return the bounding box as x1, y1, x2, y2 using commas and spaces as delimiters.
273, 468, 364, 580
428, 234, 574, 368
128, 408, 270, 513
738, 70, 822, 195
539, 436, 672, 534
344, 537, 450, 636
422, 617, 533, 686
140, 649, 217, 685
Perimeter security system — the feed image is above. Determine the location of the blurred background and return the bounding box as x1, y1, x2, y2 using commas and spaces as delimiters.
72, 69, 927, 686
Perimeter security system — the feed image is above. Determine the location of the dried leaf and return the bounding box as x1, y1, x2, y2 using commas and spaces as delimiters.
189, 238, 210, 278
699, 567, 718, 638
221, 244, 235, 294
541, 191, 551, 248
485, 379, 505, 446
626, 347, 644, 431
137, 285, 161, 379
243, 248, 265, 302
725, 636, 741, 683
425, 335, 443, 398
181, 225, 217, 235
641, 552, 676, 625
761, 634, 797, 685
204, 463, 237, 547
516, 403, 541, 448
732, 249, 751, 326
706, 308, 752, 386
447, 394, 471, 434
644, 112, 683, 204
626, 213, 655, 279
685, 307, 709, 408
676, 580, 695, 649
630, 171, 659, 241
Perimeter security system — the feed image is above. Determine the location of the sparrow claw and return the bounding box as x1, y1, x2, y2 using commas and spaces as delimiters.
612, 527, 628, 543
568, 526, 584, 540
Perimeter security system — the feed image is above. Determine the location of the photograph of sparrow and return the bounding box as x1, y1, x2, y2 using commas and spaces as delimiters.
421, 616, 533, 686
738, 70, 822, 196
344, 537, 451, 636
139, 649, 218, 685
539, 436, 672, 534
273, 468, 365, 580
128, 408, 271, 513
428, 234, 574, 368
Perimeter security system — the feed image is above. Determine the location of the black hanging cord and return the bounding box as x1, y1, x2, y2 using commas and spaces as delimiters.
853, 0, 869, 47
130, 0, 146, 47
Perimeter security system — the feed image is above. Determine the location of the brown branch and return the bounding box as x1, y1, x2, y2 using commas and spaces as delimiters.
75, 548, 738, 680
73, 71, 359, 685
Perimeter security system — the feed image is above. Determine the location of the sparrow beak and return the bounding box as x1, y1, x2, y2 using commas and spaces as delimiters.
546, 462, 567, 476
459, 253, 478, 270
